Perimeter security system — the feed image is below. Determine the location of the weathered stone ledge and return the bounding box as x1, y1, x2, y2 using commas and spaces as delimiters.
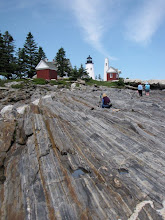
0, 86, 165, 219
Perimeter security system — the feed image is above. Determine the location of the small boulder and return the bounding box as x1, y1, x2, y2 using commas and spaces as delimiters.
0, 105, 17, 120
71, 83, 77, 90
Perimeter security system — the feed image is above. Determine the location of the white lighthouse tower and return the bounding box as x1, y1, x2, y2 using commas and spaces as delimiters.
85, 55, 95, 79
104, 58, 109, 81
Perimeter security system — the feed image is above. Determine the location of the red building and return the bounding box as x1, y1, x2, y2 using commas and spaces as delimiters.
104, 58, 121, 81
35, 59, 57, 80
107, 67, 119, 81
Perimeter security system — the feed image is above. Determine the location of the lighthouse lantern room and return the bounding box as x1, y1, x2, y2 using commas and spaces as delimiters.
85, 55, 95, 79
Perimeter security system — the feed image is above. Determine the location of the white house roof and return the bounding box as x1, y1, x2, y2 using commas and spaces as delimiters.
35, 59, 57, 71
106, 66, 118, 73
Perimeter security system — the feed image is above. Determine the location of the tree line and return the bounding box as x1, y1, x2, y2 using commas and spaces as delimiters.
0, 31, 88, 80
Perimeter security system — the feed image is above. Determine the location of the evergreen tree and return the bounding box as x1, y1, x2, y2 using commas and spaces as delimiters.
98, 74, 102, 81
78, 64, 88, 78
24, 32, 38, 78
0, 31, 15, 79
37, 46, 46, 63
16, 48, 27, 78
70, 66, 78, 80
70, 64, 88, 80
0, 32, 5, 75
55, 47, 71, 77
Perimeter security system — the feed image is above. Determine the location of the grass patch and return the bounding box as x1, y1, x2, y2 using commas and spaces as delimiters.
50, 79, 72, 87
32, 78, 48, 85
85, 78, 125, 88
0, 77, 125, 89
0, 78, 29, 87
11, 83, 24, 89
14, 78, 29, 82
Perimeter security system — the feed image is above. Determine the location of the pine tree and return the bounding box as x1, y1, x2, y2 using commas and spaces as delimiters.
37, 46, 46, 63
0, 31, 15, 79
98, 74, 102, 81
70, 66, 78, 80
24, 32, 38, 78
0, 32, 5, 75
55, 47, 71, 77
78, 64, 88, 78
16, 48, 27, 78
70, 64, 88, 80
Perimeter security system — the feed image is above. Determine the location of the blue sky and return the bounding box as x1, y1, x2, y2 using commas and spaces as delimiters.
0, 0, 165, 80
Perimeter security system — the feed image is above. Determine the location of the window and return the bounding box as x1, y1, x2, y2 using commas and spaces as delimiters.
90, 68, 92, 70
106, 63, 107, 66
110, 73, 113, 78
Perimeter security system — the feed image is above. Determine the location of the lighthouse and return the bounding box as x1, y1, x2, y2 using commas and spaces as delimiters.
104, 58, 109, 81
85, 55, 95, 79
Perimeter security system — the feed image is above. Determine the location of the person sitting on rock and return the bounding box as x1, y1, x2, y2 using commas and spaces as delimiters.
102, 93, 112, 108
145, 82, 150, 96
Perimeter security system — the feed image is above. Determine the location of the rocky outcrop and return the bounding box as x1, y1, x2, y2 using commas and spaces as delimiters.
124, 79, 165, 90
0, 85, 165, 219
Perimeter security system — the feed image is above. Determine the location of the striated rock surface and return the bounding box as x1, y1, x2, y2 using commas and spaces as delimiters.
124, 79, 165, 90
0, 85, 165, 220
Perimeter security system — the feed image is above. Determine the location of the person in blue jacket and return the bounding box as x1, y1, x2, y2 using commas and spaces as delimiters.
145, 82, 150, 95
102, 93, 112, 108
138, 83, 143, 96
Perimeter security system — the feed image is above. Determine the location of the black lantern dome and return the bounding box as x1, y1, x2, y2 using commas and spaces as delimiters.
86, 55, 94, 64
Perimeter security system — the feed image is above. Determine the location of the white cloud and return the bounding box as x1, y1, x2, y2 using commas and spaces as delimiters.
125, 0, 165, 44
1, 0, 120, 59
1, 0, 119, 59
66, 0, 118, 60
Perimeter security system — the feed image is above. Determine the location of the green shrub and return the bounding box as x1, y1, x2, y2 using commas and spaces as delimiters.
0, 79, 16, 87
84, 78, 125, 88
50, 79, 71, 87
15, 78, 28, 82
117, 78, 125, 87
11, 83, 24, 89
32, 78, 48, 85
85, 79, 114, 87
50, 80, 58, 85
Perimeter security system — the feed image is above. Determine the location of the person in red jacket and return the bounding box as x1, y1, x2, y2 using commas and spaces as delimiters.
102, 93, 112, 108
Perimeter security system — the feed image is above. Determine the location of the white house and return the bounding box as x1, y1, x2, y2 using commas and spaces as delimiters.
104, 58, 121, 81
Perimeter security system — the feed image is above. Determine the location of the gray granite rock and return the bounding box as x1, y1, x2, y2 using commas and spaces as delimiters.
0, 85, 165, 219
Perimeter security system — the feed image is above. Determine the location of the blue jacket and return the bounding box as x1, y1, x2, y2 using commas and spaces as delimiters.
145, 84, 150, 91
138, 84, 143, 90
